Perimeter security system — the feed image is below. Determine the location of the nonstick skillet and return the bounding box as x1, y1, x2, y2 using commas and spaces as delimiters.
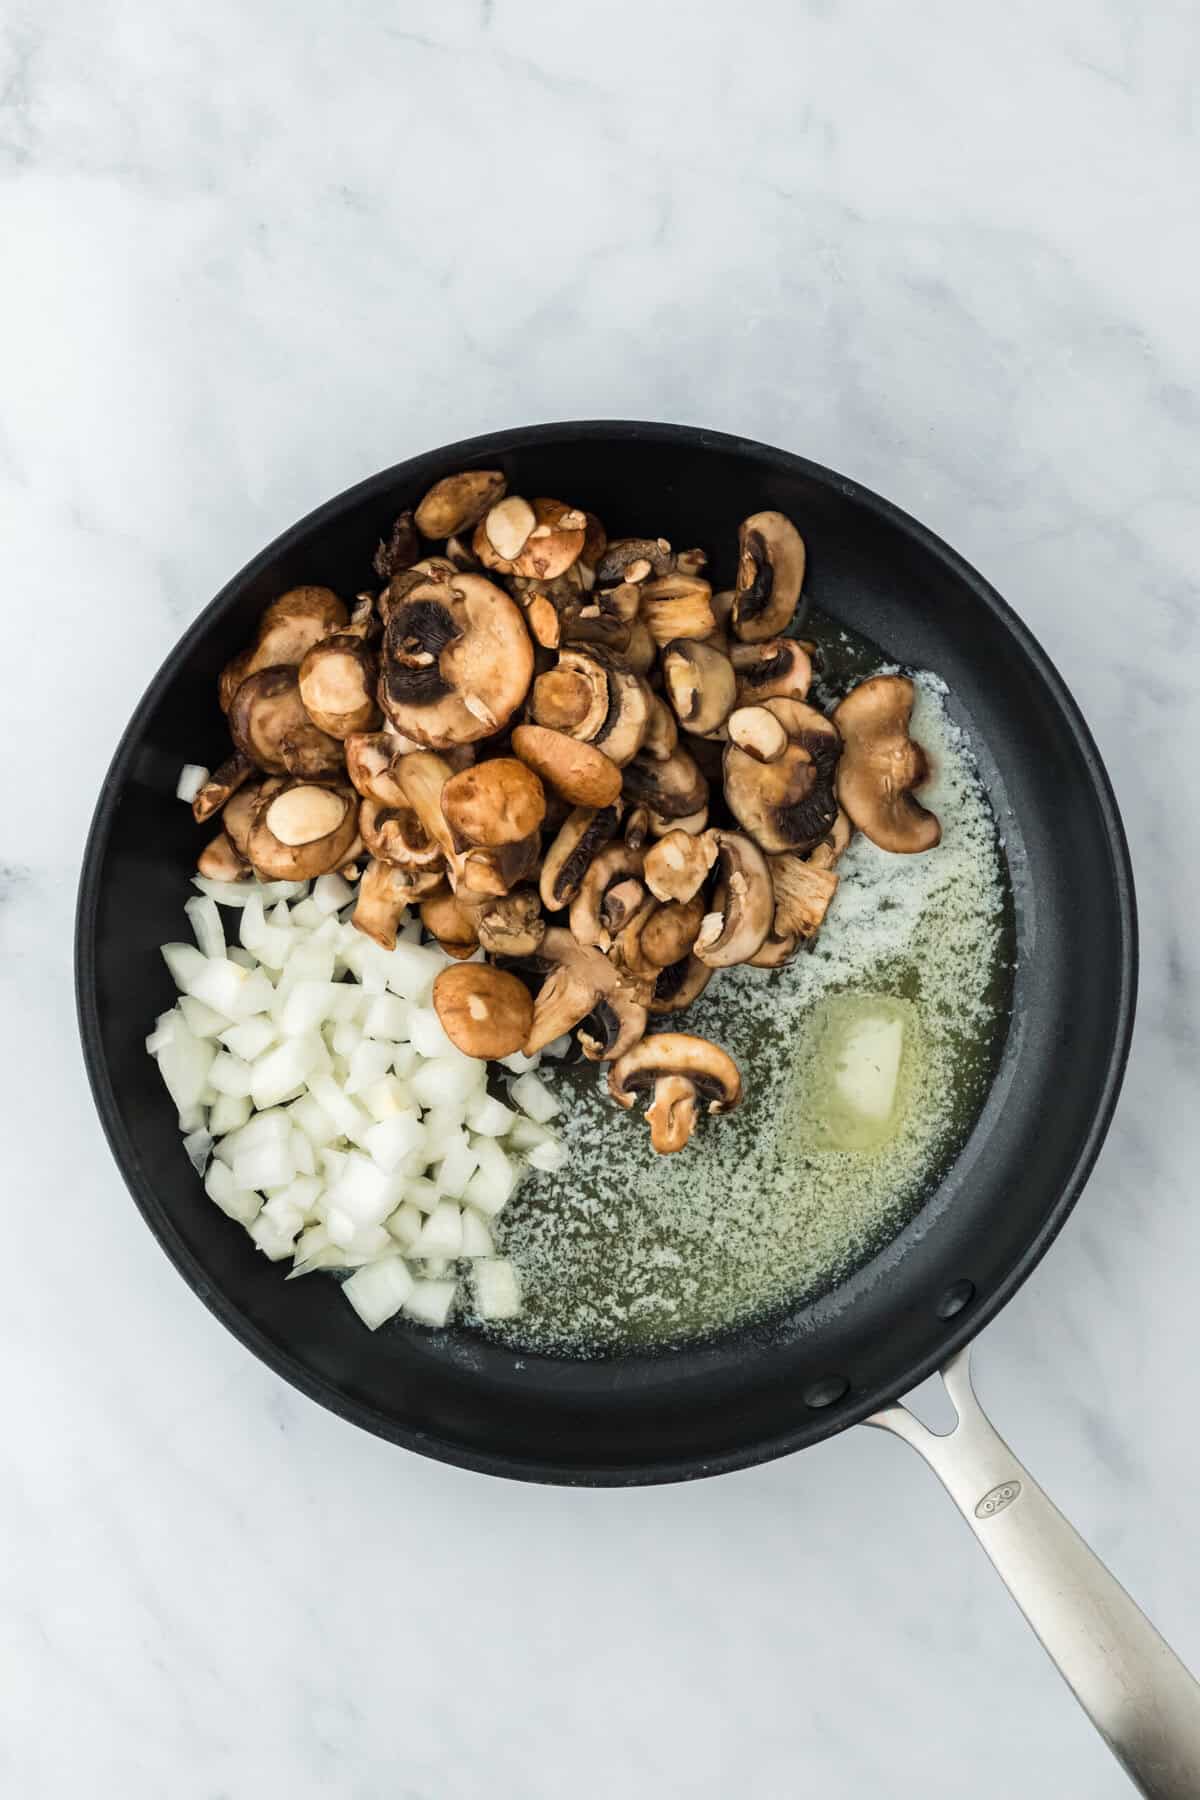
76, 422, 1200, 1794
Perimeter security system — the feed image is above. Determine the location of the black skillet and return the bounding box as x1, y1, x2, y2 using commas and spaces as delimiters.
75, 423, 1200, 1794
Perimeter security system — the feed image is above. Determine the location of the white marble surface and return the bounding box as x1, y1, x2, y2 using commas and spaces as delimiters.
3, 1, 1199, 1793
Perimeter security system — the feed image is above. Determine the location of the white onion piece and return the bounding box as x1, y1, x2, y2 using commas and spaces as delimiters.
403, 1278, 457, 1327
179, 995, 230, 1039
499, 1050, 541, 1075
251, 1036, 323, 1110
176, 763, 210, 803
540, 1034, 573, 1059
505, 1116, 554, 1151
250, 1212, 302, 1261
360, 1074, 413, 1122
391, 1043, 419, 1078
145, 1011, 178, 1056
182, 1128, 213, 1175
154, 1017, 216, 1114
209, 1090, 252, 1136
527, 1138, 569, 1174
161, 941, 208, 993
312, 871, 355, 914
419, 1257, 453, 1279
268, 1175, 323, 1219
386, 1203, 424, 1250
289, 1128, 317, 1178
277, 979, 340, 1038
462, 1139, 517, 1217
509, 1072, 561, 1124
193, 875, 308, 908
185, 894, 226, 959
407, 1007, 459, 1060
343, 1257, 415, 1330
205, 1158, 262, 1224
188, 958, 274, 1020
208, 1051, 254, 1099
308, 1074, 372, 1147
363, 1111, 426, 1173
220, 1016, 276, 1062
460, 1209, 496, 1257
415, 1200, 464, 1257
289, 1092, 339, 1148
233, 1135, 297, 1193
329, 1151, 399, 1226
472, 1257, 521, 1321
288, 896, 326, 930
403, 1175, 440, 1215
345, 1038, 395, 1096
466, 1093, 516, 1138
432, 1130, 479, 1200
410, 1056, 485, 1111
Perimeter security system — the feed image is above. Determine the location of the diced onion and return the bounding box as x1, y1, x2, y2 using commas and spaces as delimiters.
472, 1257, 521, 1321
176, 763, 209, 803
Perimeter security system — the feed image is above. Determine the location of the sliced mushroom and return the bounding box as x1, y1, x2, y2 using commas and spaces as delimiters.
344, 731, 407, 807
693, 831, 773, 968
529, 647, 651, 767
725, 704, 788, 764
246, 779, 359, 881
228, 668, 344, 777
475, 888, 546, 958
723, 700, 841, 853
642, 694, 679, 762
415, 470, 507, 541
569, 843, 647, 950
420, 888, 480, 959
197, 831, 251, 882
833, 675, 941, 853
474, 497, 587, 581
524, 928, 648, 1061
358, 796, 443, 871
623, 804, 651, 851
373, 510, 420, 581
539, 804, 622, 911
609, 1033, 742, 1154
661, 639, 737, 737
595, 537, 674, 583
394, 750, 457, 863
219, 587, 349, 711
191, 752, 254, 823
444, 533, 480, 572
639, 574, 717, 647
643, 829, 719, 903
622, 745, 708, 824
298, 635, 380, 737
511, 723, 622, 808
731, 637, 812, 704
439, 757, 545, 897
352, 857, 417, 950
731, 512, 806, 643
432, 963, 534, 1060
769, 852, 840, 942
649, 804, 709, 839
649, 953, 713, 1015
639, 894, 706, 967
622, 621, 657, 677
379, 567, 533, 748
222, 777, 279, 857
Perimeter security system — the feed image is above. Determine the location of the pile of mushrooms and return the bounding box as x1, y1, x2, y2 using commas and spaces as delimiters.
191, 471, 941, 1154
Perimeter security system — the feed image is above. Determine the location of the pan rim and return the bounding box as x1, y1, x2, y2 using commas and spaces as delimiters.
75, 419, 1138, 1486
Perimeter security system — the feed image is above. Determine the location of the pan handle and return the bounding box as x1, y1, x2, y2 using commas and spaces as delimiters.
868, 1347, 1200, 1798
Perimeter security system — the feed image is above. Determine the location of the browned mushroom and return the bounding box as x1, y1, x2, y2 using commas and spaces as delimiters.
358, 796, 443, 872
420, 888, 480, 959
622, 745, 708, 831
219, 587, 349, 711
352, 858, 415, 950
511, 723, 622, 808
344, 731, 408, 807
373, 511, 420, 582
191, 752, 254, 824
749, 812, 854, 967
638, 894, 707, 967
246, 779, 359, 881
622, 621, 657, 678
197, 831, 251, 882
379, 566, 534, 748
595, 537, 675, 583
228, 668, 345, 778
693, 831, 773, 968
609, 1033, 742, 1153
539, 804, 622, 911
642, 829, 719, 903
298, 635, 380, 738
731, 512, 806, 643
642, 694, 679, 762
221, 776, 279, 858
440, 758, 546, 897
725, 704, 789, 764
524, 929, 648, 1061
529, 648, 651, 767
569, 842, 647, 950
639, 574, 717, 647
433, 963, 534, 1060
474, 497, 587, 582
661, 639, 737, 737
649, 953, 713, 1015
833, 675, 941, 853
415, 470, 507, 540
723, 700, 841, 853
475, 888, 546, 958
731, 638, 813, 705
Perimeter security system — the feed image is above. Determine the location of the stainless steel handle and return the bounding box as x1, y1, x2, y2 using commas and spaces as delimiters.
868, 1348, 1200, 1798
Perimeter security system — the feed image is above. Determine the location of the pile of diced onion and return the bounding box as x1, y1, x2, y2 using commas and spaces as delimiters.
148, 857, 568, 1331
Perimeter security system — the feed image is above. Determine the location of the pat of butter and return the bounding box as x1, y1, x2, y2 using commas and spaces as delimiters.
833, 1012, 906, 1123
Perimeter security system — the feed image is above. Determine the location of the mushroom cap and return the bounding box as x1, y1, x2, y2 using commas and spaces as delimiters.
344, 731, 408, 807
373, 510, 420, 582
475, 888, 546, 958
524, 927, 648, 1060
441, 758, 546, 850
725, 704, 789, 764
595, 537, 675, 583
833, 675, 941, 853
730, 637, 813, 705
415, 470, 506, 541
419, 889, 480, 959
475, 497, 587, 581
723, 700, 841, 854
622, 745, 708, 822
380, 568, 533, 748
769, 851, 840, 940
247, 779, 359, 881
298, 636, 381, 738
731, 512, 806, 643
221, 776, 279, 856
639, 894, 706, 968
661, 638, 737, 737
351, 858, 418, 950
220, 587, 350, 712
642, 829, 719, 903
358, 796, 442, 869
539, 803, 622, 911
642, 694, 679, 762
622, 621, 657, 677
530, 648, 651, 768
228, 667, 345, 778
692, 831, 773, 968
197, 831, 251, 882
609, 1033, 742, 1152
191, 752, 254, 824
433, 963, 534, 1060
649, 953, 713, 1015
639, 574, 717, 647
511, 723, 622, 808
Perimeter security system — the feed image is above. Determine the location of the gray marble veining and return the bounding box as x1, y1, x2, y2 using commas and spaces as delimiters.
3, 1, 1199, 1794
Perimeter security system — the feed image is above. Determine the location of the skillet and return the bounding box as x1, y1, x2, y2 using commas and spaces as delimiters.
75, 421, 1200, 1794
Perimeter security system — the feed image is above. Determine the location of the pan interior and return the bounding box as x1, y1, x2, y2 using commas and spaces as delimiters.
77, 422, 1134, 1484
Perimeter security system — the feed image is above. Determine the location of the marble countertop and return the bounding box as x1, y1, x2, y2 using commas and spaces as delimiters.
4, 2, 1199, 1794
